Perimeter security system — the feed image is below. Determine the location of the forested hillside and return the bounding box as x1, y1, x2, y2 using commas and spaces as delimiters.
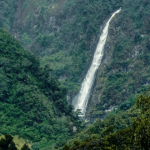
0, 0, 122, 97
0, 29, 84, 150
63, 90, 150, 149
1, 0, 150, 149
87, 0, 150, 119
1, 1, 150, 117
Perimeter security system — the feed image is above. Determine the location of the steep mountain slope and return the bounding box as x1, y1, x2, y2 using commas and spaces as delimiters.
86, 0, 150, 119
1, 0, 150, 120
0, 0, 122, 97
0, 29, 83, 150
0, 0, 16, 30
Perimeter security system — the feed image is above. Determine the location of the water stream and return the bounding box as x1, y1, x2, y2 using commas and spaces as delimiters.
72, 8, 121, 116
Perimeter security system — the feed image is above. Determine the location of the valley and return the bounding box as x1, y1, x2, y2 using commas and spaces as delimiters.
0, 0, 150, 149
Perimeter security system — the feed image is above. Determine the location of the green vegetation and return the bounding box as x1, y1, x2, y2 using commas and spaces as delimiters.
0, 0, 16, 30
2, 0, 150, 109
0, 135, 32, 150
1, 0, 150, 149
0, 29, 84, 150
2, 0, 150, 113
0, 134, 30, 150
40, 0, 123, 94
87, 0, 150, 117
63, 90, 150, 150
0, 0, 123, 95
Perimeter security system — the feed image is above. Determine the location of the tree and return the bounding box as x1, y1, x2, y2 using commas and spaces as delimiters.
8, 141, 17, 150
21, 144, 30, 150
0, 134, 13, 149
132, 90, 150, 149
0, 135, 30, 150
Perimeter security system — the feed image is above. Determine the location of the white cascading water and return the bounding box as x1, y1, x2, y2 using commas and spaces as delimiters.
73, 8, 121, 116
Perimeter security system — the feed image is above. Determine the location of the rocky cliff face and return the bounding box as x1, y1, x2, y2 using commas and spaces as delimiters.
86, 1, 150, 120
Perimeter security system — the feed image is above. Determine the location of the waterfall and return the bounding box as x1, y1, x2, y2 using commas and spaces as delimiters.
72, 8, 121, 116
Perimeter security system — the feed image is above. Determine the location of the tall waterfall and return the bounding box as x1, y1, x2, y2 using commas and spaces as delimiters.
72, 8, 121, 116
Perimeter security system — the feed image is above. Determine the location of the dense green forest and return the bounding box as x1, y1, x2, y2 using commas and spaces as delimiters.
0, 29, 84, 150
0, 0, 123, 95
1, 0, 150, 149
63, 90, 150, 149
86, 0, 150, 118
1, 0, 150, 115
1, 29, 149, 150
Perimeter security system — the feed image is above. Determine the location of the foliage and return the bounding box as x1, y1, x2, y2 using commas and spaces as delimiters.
133, 90, 150, 149
1, 0, 150, 149
2, 0, 150, 116
1, 0, 150, 116
0, 29, 84, 150
63, 90, 150, 150
0, 0, 16, 30
0, 0, 123, 95
2, 0, 150, 117
87, 0, 150, 117
0, 134, 30, 150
